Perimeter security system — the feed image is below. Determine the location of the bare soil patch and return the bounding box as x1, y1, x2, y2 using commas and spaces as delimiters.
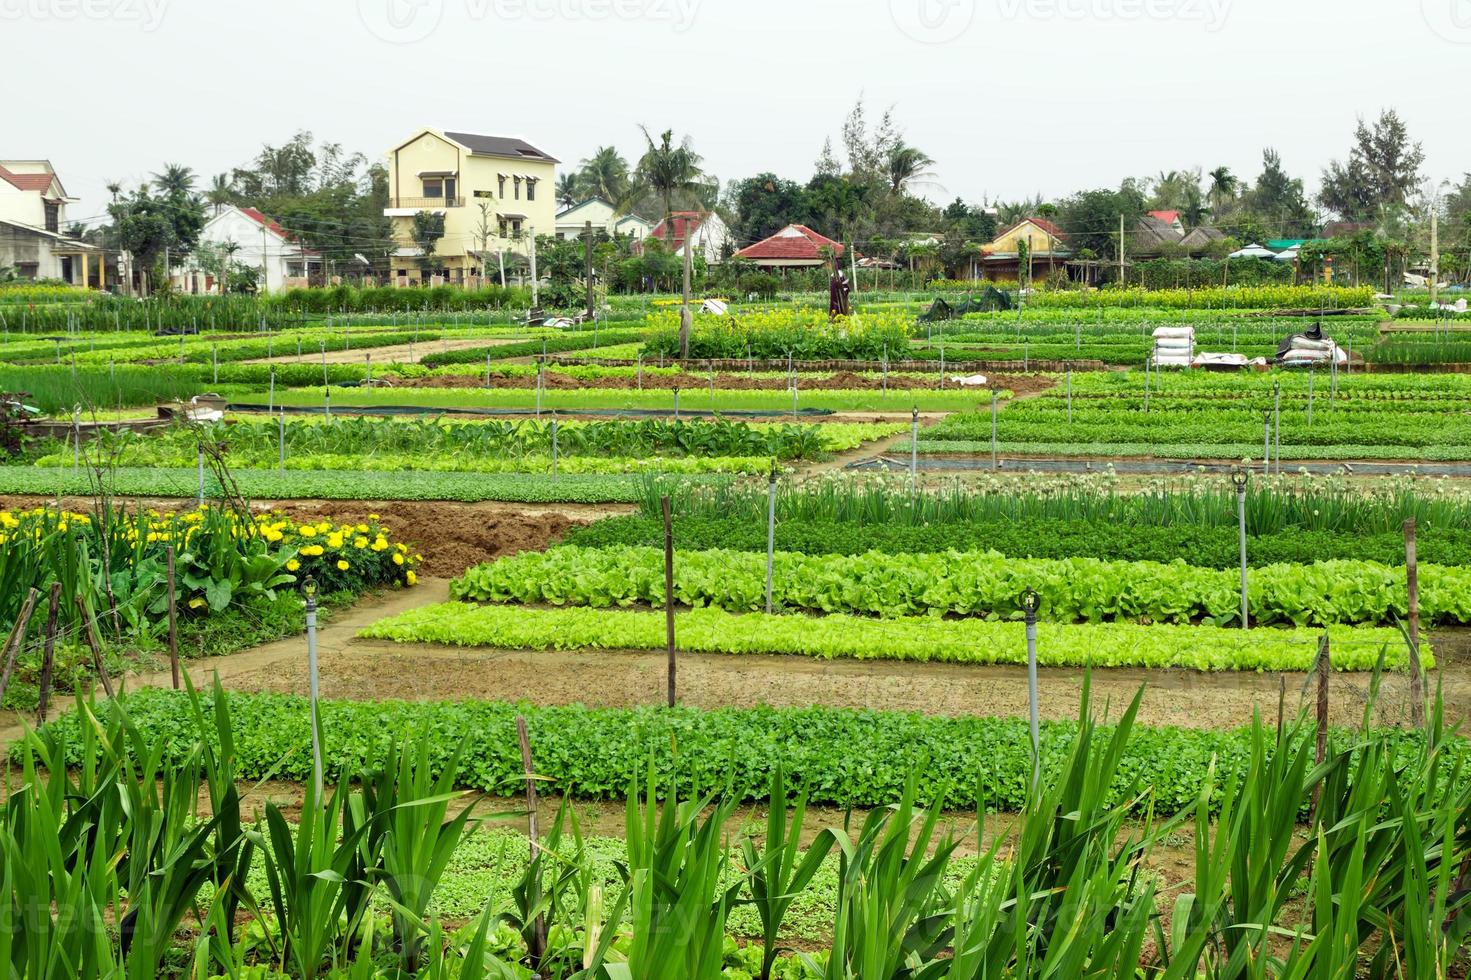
416, 370, 1056, 396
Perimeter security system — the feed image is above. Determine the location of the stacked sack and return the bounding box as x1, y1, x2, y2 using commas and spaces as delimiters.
1152, 326, 1195, 368
1277, 333, 1348, 367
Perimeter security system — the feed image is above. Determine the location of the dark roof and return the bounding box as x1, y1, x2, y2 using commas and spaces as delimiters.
444, 132, 559, 164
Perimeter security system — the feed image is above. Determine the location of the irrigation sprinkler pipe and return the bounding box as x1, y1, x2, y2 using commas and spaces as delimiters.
991, 391, 999, 470
910, 407, 919, 483
1022, 590, 1041, 794
304, 579, 324, 803
1272, 381, 1282, 476
765, 464, 777, 616
196, 445, 205, 506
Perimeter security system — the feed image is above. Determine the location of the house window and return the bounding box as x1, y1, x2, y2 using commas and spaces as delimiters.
514, 176, 522, 201
512, 219, 522, 235
497, 175, 506, 199
498, 218, 508, 237
43, 202, 59, 233
526, 178, 536, 202
423, 178, 442, 198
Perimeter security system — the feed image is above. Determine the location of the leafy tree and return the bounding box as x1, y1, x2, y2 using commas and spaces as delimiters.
1319, 110, 1425, 221
411, 211, 446, 271
1239, 148, 1316, 239
728, 173, 809, 244
555, 174, 578, 209
1056, 185, 1146, 264
942, 198, 997, 245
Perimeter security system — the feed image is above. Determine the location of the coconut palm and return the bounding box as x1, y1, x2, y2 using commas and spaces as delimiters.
626, 128, 705, 245
151, 164, 197, 198
1208, 166, 1238, 216
575, 146, 630, 204
555, 174, 579, 210
205, 173, 235, 209
886, 140, 936, 196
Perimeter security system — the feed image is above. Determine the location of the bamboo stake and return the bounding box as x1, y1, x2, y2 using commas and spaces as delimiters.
166, 545, 180, 689
1404, 518, 1425, 727
36, 583, 61, 726
75, 595, 115, 699
662, 495, 676, 708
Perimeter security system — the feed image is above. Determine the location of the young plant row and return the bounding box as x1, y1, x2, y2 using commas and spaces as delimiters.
641, 310, 913, 361
566, 514, 1471, 569
417, 329, 649, 367
451, 545, 1469, 628
638, 471, 1471, 535
362, 601, 1419, 672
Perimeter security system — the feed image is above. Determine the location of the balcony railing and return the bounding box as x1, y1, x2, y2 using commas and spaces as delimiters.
388, 196, 465, 209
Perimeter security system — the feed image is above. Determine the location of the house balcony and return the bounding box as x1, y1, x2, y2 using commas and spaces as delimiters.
388, 196, 464, 209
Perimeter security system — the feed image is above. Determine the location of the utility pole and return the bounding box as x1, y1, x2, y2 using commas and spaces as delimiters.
261, 225, 269, 293
584, 219, 595, 321
1118, 212, 1126, 284
1430, 206, 1440, 308
527, 226, 539, 310
679, 227, 694, 360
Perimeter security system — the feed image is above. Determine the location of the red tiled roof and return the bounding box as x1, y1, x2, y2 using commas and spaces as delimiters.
994, 217, 1067, 243
1148, 210, 1181, 225
239, 206, 290, 240
734, 224, 846, 261
0, 165, 57, 193
647, 211, 706, 252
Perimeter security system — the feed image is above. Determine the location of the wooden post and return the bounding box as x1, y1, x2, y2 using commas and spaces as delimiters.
0, 588, 40, 706
74, 595, 115, 699
515, 714, 548, 961
36, 583, 61, 726
1404, 518, 1425, 727
1315, 632, 1330, 765
662, 495, 676, 708
166, 545, 180, 690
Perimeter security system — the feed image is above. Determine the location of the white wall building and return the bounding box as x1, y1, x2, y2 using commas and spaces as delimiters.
646, 210, 729, 265
554, 198, 653, 242
0, 160, 104, 286
188, 204, 321, 293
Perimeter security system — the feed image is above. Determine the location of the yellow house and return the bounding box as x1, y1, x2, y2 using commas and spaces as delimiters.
977, 217, 1070, 282
384, 128, 559, 285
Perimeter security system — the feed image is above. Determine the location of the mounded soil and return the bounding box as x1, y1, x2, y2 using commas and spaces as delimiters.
409, 369, 1057, 397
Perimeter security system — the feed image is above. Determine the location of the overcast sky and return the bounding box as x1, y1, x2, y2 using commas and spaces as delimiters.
8, 0, 1470, 227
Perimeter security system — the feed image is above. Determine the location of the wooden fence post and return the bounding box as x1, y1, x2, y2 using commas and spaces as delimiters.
1404, 518, 1425, 727
0, 588, 40, 707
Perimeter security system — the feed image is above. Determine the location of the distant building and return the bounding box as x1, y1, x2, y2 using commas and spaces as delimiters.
1131, 212, 1226, 259
732, 223, 844, 270
976, 217, 1069, 281
555, 198, 653, 242
384, 128, 559, 286
187, 204, 322, 293
646, 211, 729, 265
0, 160, 105, 286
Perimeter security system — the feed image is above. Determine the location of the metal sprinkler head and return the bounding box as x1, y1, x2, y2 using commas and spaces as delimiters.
1021, 587, 1041, 617
1231, 466, 1249, 491
302, 576, 317, 600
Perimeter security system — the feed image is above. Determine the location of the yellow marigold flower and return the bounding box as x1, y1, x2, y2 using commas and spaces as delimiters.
354, 536, 368, 549
405, 571, 418, 586
336, 560, 349, 571
396, 543, 408, 553
298, 525, 317, 537
327, 533, 344, 548
371, 537, 388, 552
356, 524, 369, 533
286, 559, 301, 571
392, 553, 404, 565
368, 514, 380, 521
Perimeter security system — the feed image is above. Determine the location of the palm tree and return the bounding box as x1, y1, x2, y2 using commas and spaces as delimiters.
555, 174, 579, 209
886, 140, 936, 196
205, 173, 235, 210
576, 146, 630, 204
151, 164, 196, 198
626, 127, 705, 246
1208, 167, 1238, 217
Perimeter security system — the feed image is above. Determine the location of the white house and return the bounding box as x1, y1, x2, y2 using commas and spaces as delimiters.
0, 160, 105, 286
188, 204, 321, 293
554, 198, 653, 242
645, 210, 729, 265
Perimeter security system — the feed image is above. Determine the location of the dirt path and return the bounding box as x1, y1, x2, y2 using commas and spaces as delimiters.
240, 336, 520, 367
217, 636, 1460, 733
